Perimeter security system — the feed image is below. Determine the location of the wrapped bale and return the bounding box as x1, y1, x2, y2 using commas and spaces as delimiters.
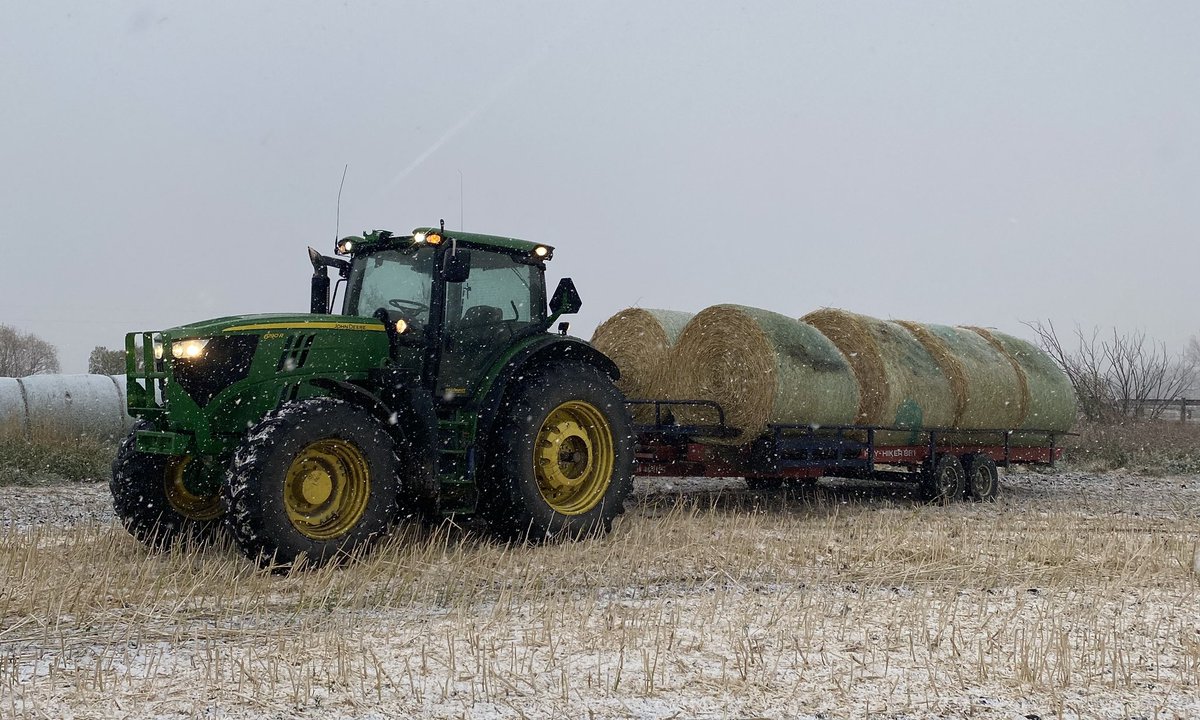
667, 304, 859, 444
590, 309, 694, 409
802, 309, 956, 444
965, 327, 1076, 445
0, 377, 26, 438
20, 374, 131, 440
895, 321, 1025, 434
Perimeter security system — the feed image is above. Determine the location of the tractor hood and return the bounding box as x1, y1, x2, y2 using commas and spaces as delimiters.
124, 312, 396, 453
165, 313, 387, 339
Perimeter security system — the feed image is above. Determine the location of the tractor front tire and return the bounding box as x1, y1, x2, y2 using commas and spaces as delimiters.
224, 398, 401, 569
483, 362, 634, 542
111, 424, 224, 550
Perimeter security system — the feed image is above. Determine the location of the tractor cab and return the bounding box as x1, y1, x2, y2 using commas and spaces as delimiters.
311, 227, 568, 401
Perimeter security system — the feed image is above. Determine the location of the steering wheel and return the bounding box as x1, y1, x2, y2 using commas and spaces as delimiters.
388, 298, 429, 313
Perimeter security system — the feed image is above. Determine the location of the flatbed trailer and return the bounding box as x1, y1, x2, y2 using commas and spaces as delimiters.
627, 400, 1068, 501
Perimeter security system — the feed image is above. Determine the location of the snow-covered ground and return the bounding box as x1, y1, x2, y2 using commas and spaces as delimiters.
1, 470, 1198, 719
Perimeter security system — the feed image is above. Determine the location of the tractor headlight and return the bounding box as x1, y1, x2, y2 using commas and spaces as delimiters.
172, 338, 210, 360
152, 335, 165, 360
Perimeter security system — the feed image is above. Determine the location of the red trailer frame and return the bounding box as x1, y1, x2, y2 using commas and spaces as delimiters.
626, 400, 1068, 498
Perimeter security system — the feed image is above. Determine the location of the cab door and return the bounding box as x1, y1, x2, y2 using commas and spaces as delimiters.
438, 250, 546, 400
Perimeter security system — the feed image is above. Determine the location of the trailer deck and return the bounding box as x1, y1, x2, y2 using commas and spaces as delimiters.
627, 400, 1066, 484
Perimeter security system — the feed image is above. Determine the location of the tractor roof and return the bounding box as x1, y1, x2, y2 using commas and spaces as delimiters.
410, 227, 546, 255
338, 227, 553, 260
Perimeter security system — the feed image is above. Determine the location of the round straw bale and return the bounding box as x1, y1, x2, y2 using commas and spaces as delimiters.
802, 310, 955, 444
591, 308, 694, 402
667, 305, 859, 443
802, 308, 886, 424
897, 321, 1025, 432
964, 327, 1076, 444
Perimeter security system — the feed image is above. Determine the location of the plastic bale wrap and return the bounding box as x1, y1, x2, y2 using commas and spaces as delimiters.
667, 305, 859, 444
19, 374, 130, 440
590, 308, 694, 421
803, 309, 955, 444
966, 327, 1076, 445
897, 322, 1025, 444
0, 377, 25, 439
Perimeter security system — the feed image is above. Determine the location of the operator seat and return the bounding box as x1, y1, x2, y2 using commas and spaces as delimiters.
461, 305, 502, 326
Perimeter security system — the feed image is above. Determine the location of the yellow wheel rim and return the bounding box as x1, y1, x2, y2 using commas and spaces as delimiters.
283, 439, 371, 540
533, 400, 615, 516
164, 456, 224, 522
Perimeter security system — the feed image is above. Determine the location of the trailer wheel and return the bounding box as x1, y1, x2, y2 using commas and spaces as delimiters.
111, 424, 224, 550
963, 454, 999, 502
483, 362, 634, 542
224, 398, 401, 569
920, 455, 965, 504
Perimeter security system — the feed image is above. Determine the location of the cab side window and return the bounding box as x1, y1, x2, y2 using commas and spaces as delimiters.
452, 252, 542, 328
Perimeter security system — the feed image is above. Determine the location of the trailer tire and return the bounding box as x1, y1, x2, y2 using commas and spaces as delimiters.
111, 423, 224, 550
482, 362, 634, 542
224, 398, 401, 570
963, 454, 999, 502
920, 455, 965, 504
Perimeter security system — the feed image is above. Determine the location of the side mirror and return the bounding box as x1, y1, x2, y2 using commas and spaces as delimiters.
549, 277, 581, 316
441, 248, 471, 283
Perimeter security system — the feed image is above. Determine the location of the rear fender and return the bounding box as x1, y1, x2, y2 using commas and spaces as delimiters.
307, 377, 437, 471
474, 336, 620, 440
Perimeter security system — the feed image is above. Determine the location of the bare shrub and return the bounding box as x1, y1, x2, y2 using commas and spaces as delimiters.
0, 324, 60, 377
1026, 321, 1196, 422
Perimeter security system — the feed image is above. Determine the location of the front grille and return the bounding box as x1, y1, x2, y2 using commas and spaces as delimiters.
174, 335, 259, 407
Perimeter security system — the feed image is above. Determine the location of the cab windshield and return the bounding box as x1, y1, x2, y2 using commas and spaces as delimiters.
342, 246, 435, 322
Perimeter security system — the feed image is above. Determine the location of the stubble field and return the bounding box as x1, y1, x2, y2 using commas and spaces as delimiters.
1, 469, 1198, 719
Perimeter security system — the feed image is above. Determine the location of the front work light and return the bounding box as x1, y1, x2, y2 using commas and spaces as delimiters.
172, 338, 210, 360
335, 237, 356, 255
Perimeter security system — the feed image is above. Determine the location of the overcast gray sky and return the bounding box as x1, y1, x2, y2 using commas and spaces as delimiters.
2, 2, 1197, 373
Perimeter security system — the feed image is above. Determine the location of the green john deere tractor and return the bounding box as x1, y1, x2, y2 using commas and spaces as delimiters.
111, 225, 634, 567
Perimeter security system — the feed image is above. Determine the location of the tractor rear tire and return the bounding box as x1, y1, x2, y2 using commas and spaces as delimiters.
482, 362, 634, 542
224, 398, 401, 569
963, 454, 999, 502
920, 455, 965, 505
111, 423, 224, 550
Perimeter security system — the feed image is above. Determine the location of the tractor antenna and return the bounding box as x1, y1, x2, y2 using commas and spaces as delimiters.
334, 163, 348, 246
458, 169, 464, 231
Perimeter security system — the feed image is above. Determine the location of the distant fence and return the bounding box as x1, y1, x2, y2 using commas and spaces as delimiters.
0, 374, 134, 440
1117, 398, 1200, 423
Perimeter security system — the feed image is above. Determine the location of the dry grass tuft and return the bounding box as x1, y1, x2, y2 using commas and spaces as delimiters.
0, 427, 117, 485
